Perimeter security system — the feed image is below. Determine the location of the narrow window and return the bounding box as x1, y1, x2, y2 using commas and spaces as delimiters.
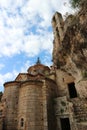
68, 82, 77, 98
21, 118, 24, 127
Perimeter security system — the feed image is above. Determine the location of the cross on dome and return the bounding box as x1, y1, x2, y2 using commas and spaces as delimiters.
36, 57, 41, 64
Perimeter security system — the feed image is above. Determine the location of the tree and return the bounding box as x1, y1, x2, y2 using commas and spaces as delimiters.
70, 0, 87, 8
70, 0, 80, 8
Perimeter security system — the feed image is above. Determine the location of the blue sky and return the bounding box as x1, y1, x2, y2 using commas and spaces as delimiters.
0, 0, 73, 91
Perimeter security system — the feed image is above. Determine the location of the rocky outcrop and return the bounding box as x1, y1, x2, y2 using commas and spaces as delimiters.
52, 3, 87, 130
52, 3, 87, 80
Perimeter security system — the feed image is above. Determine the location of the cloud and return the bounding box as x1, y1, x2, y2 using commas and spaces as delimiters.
20, 60, 34, 72
22, 31, 53, 57
0, 0, 74, 91
0, 0, 73, 58
0, 70, 18, 91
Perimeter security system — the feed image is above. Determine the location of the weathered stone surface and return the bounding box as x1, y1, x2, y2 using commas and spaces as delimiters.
52, 2, 87, 130
52, 4, 87, 80
0, 118, 3, 130
0, 2, 87, 130
1, 63, 58, 130
2, 82, 19, 130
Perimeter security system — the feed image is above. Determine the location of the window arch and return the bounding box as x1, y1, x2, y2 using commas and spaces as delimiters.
20, 118, 24, 127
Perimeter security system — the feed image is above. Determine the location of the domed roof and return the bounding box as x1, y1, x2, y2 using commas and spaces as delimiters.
27, 58, 50, 76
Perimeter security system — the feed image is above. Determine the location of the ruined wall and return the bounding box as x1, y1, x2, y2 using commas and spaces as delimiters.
55, 96, 76, 130
54, 70, 87, 130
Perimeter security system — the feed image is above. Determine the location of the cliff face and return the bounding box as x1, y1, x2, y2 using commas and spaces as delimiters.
52, 5, 87, 130
52, 4, 87, 80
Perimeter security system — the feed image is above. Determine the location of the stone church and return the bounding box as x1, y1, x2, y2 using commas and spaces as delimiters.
0, 2, 87, 130
0, 58, 59, 130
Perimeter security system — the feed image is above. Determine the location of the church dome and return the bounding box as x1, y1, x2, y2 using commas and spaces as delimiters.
27, 58, 50, 76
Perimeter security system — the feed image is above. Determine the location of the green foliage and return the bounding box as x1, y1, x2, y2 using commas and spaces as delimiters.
60, 108, 64, 113
70, 0, 80, 8
61, 101, 66, 106
83, 71, 87, 78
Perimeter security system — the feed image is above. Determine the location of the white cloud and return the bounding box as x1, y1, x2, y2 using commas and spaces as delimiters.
0, 70, 18, 91
0, 0, 74, 91
0, 0, 73, 58
0, 64, 5, 70
22, 31, 53, 57
20, 60, 34, 73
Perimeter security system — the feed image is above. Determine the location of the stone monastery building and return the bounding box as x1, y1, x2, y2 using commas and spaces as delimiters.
0, 58, 58, 130
0, 58, 87, 130
0, 6, 87, 130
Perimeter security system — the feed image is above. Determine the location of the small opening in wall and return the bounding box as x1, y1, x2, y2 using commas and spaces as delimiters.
60, 118, 71, 130
20, 118, 24, 127
68, 82, 77, 98
0, 110, 2, 116
63, 78, 64, 82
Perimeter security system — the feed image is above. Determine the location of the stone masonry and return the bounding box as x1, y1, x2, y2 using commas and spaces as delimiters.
0, 3, 87, 130
0, 61, 58, 130
51, 3, 87, 129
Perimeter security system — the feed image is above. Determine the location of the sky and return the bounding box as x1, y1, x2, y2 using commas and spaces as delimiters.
0, 0, 74, 91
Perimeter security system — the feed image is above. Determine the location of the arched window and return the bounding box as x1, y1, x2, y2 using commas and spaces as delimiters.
20, 118, 24, 127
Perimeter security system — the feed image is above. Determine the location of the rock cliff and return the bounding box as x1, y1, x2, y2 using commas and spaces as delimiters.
52, 2, 87, 80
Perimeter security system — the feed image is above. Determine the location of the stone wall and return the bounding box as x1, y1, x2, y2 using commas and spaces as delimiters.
54, 70, 87, 130
77, 123, 87, 130
18, 80, 43, 130
75, 80, 87, 98
55, 96, 77, 130
0, 118, 3, 130
55, 69, 75, 97
18, 79, 58, 130
3, 82, 19, 130
45, 79, 58, 130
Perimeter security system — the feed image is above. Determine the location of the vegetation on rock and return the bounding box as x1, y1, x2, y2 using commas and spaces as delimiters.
70, 0, 87, 9
52, 0, 87, 78
70, 0, 80, 8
